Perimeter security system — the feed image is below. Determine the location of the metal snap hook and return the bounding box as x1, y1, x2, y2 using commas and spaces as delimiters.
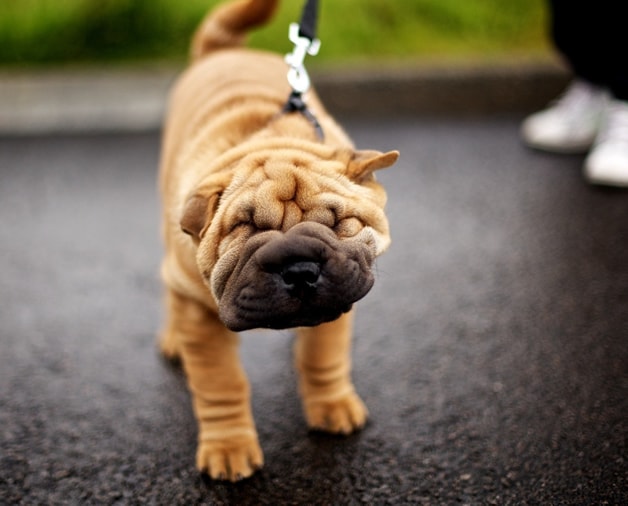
285, 23, 320, 94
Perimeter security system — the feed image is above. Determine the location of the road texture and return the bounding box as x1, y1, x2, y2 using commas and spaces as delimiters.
1, 114, 626, 504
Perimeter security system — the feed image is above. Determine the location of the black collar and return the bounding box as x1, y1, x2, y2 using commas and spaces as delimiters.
282, 91, 324, 141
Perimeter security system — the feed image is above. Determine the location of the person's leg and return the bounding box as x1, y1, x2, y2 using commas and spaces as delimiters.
521, 0, 628, 178
521, 1, 628, 185
550, 0, 602, 88
550, 0, 627, 100
552, 0, 628, 185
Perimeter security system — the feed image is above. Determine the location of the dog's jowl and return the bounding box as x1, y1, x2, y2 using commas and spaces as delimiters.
158, 0, 399, 481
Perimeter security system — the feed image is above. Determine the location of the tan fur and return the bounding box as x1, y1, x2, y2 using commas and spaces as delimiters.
159, 0, 398, 481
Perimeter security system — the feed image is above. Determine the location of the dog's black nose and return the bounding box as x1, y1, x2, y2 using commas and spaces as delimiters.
281, 261, 321, 291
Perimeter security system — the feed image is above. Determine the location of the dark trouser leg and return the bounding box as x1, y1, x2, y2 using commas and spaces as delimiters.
549, 0, 628, 100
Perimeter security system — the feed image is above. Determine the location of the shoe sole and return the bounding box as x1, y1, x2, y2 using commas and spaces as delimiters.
584, 170, 628, 187
523, 138, 593, 155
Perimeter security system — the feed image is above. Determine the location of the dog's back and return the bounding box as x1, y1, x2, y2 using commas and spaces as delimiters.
159, 0, 350, 300
160, 0, 285, 204
160, 0, 352, 204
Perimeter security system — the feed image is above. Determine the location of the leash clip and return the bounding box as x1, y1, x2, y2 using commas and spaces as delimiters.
285, 23, 320, 94
281, 17, 324, 141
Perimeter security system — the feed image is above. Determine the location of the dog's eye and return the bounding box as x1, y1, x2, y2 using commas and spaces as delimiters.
218, 222, 252, 257
334, 217, 363, 238
228, 221, 250, 234
303, 207, 335, 228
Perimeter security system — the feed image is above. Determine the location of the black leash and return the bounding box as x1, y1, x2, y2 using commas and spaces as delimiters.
283, 0, 324, 140
297, 0, 319, 41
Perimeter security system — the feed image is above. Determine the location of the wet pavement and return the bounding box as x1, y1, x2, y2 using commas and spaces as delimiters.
1, 115, 626, 505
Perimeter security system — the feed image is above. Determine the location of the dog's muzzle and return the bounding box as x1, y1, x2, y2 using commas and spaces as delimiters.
214, 221, 376, 331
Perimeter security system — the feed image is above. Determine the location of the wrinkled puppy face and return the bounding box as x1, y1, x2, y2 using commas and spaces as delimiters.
181, 145, 398, 331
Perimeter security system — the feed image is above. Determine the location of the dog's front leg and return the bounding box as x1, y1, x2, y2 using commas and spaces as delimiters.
295, 310, 368, 434
163, 290, 262, 481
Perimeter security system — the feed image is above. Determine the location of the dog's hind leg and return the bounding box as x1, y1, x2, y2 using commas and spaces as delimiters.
294, 310, 369, 434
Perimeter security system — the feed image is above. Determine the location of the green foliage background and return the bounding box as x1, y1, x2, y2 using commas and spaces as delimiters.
0, 0, 551, 66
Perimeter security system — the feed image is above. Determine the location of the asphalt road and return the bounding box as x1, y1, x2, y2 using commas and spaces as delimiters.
1, 116, 626, 505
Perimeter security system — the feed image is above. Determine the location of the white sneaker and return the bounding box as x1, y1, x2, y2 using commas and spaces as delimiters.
584, 99, 628, 187
521, 79, 608, 153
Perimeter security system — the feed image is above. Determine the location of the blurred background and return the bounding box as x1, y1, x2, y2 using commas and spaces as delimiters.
0, 0, 551, 68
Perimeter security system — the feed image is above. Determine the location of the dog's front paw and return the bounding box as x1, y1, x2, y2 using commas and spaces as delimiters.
304, 391, 368, 435
196, 432, 263, 481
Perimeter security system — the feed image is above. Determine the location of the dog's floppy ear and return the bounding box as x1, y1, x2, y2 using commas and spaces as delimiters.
180, 192, 221, 240
344, 149, 399, 182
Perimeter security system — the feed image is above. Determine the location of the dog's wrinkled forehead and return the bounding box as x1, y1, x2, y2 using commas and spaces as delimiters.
219, 153, 384, 237
192, 146, 398, 281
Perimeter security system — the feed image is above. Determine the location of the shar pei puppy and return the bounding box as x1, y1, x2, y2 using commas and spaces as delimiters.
158, 0, 399, 481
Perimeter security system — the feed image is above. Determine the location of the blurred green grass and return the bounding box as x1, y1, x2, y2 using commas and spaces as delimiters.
0, 0, 551, 67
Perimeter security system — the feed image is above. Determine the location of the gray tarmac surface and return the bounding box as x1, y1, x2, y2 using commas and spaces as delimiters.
1, 114, 627, 504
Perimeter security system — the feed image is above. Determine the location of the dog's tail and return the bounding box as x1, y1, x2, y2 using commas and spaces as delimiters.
191, 0, 280, 61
